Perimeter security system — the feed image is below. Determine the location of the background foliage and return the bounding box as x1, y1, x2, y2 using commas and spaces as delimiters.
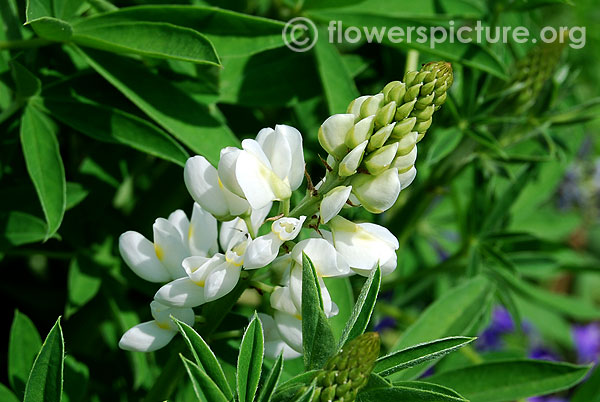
1, 0, 599, 401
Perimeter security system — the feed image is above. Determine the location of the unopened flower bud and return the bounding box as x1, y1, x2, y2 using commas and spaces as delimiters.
363, 143, 398, 175
320, 186, 352, 223
367, 123, 395, 152
319, 114, 354, 160
395, 99, 417, 120
339, 140, 368, 177
392, 145, 417, 172
359, 93, 384, 118
351, 168, 400, 213
389, 117, 417, 141
399, 166, 417, 189
374, 101, 396, 129
347, 95, 369, 119
346, 116, 375, 149
395, 132, 418, 156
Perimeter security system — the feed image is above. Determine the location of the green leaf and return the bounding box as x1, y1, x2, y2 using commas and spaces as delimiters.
23, 317, 65, 402
358, 383, 467, 402
257, 352, 284, 402
427, 360, 591, 402
390, 276, 493, 380
173, 318, 233, 399
571, 364, 600, 402
25, 0, 52, 21
181, 355, 228, 402
338, 265, 380, 348
394, 381, 467, 400
65, 182, 88, 210
314, 35, 359, 114
302, 253, 337, 370
26, 17, 72, 41
66, 257, 101, 318
20, 104, 66, 239
8, 310, 42, 399
375, 336, 476, 377
10, 60, 41, 98
72, 21, 220, 65
271, 371, 319, 401
0, 384, 20, 402
42, 97, 189, 166
294, 382, 317, 402
67, 5, 288, 57
496, 269, 600, 321
75, 47, 238, 165
0, 211, 48, 248
237, 313, 264, 402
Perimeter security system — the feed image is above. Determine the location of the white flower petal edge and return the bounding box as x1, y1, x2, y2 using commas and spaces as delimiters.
244, 216, 306, 269
119, 231, 171, 283
291, 238, 351, 278
119, 301, 194, 352
258, 313, 301, 360
320, 186, 352, 224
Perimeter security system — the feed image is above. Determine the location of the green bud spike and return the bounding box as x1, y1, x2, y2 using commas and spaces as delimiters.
309, 333, 381, 402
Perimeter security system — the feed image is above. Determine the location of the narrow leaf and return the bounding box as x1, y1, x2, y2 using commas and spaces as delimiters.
427, 360, 591, 402
302, 253, 336, 369
257, 352, 284, 402
358, 384, 467, 402
338, 265, 380, 348
20, 105, 66, 239
173, 318, 232, 399
0, 211, 47, 248
375, 336, 476, 377
8, 310, 42, 399
237, 313, 264, 402
23, 317, 65, 402
0, 384, 19, 402
181, 355, 228, 402
10, 60, 41, 98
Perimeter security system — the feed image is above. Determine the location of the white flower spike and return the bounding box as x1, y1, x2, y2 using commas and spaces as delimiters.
118, 301, 194, 352
320, 186, 352, 224
119, 204, 218, 282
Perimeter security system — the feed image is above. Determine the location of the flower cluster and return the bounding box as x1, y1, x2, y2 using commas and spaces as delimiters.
117, 62, 453, 356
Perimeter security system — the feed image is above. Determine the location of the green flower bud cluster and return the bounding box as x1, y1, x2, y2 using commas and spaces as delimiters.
510, 35, 566, 111
317, 61, 453, 213
305, 333, 381, 402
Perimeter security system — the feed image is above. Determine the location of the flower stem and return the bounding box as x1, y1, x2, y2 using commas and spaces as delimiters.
249, 280, 275, 293
0, 38, 53, 50
289, 170, 346, 219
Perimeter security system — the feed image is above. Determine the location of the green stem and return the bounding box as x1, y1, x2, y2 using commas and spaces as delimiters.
243, 215, 257, 239
279, 198, 290, 216
405, 49, 419, 74
249, 280, 275, 293
289, 170, 346, 219
209, 329, 243, 342
0, 38, 53, 50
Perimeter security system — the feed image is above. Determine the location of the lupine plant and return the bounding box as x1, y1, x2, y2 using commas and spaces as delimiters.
1, 0, 600, 402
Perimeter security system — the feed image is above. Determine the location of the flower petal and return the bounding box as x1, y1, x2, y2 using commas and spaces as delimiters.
399, 166, 417, 189
320, 186, 352, 224
150, 300, 195, 329
351, 168, 401, 214
218, 147, 245, 197
184, 156, 228, 218
271, 285, 300, 316
256, 127, 293, 185
153, 218, 189, 279
244, 232, 281, 269
291, 238, 350, 277
273, 311, 303, 353
318, 114, 354, 160
220, 218, 248, 252
275, 125, 305, 190
204, 262, 241, 301
118, 321, 176, 352
154, 277, 206, 307
258, 313, 302, 360
119, 231, 171, 283
189, 203, 218, 256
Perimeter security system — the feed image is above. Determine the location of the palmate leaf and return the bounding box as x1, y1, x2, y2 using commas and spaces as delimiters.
427, 360, 590, 402
237, 313, 264, 402
23, 317, 65, 402
302, 253, 336, 370
337, 265, 381, 349
374, 336, 476, 377
173, 318, 233, 399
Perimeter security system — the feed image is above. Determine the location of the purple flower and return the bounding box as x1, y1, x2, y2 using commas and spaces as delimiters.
528, 346, 561, 362
572, 322, 600, 363
492, 306, 515, 332
374, 316, 396, 332
476, 306, 515, 351
528, 397, 568, 402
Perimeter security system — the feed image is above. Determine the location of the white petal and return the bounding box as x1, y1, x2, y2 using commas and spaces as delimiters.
167, 210, 189, 242
275, 125, 305, 190
399, 166, 417, 189
218, 147, 245, 197
249, 203, 273, 236
392, 145, 417, 172
235, 152, 278, 210
150, 300, 195, 329
272, 216, 306, 241
220, 218, 248, 252
273, 311, 303, 353
241, 139, 273, 168
184, 156, 228, 218
318, 114, 354, 159
351, 168, 401, 214
153, 218, 189, 279
118, 321, 176, 352
244, 232, 281, 269
320, 186, 352, 224
258, 313, 301, 360
154, 277, 206, 307
204, 262, 241, 301
271, 285, 300, 316
256, 127, 293, 185
182, 254, 224, 283
119, 231, 171, 282
291, 238, 351, 277
339, 140, 368, 177
222, 185, 251, 217
347, 95, 369, 118
189, 203, 218, 256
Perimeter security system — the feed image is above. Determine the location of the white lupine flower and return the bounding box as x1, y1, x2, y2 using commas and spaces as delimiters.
363, 142, 399, 175
345, 116, 375, 149
320, 186, 352, 224
118, 301, 194, 352
329, 215, 399, 276
351, 168, 401, 214
291, 238, 351, 278
184, 155, 250, 220
218, 125, 305, 210
399, 166, 417, 189
244, 216, 306, 269
258, 313, 301, 359
119, 204, 218, 282
318, 114, 354, 160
